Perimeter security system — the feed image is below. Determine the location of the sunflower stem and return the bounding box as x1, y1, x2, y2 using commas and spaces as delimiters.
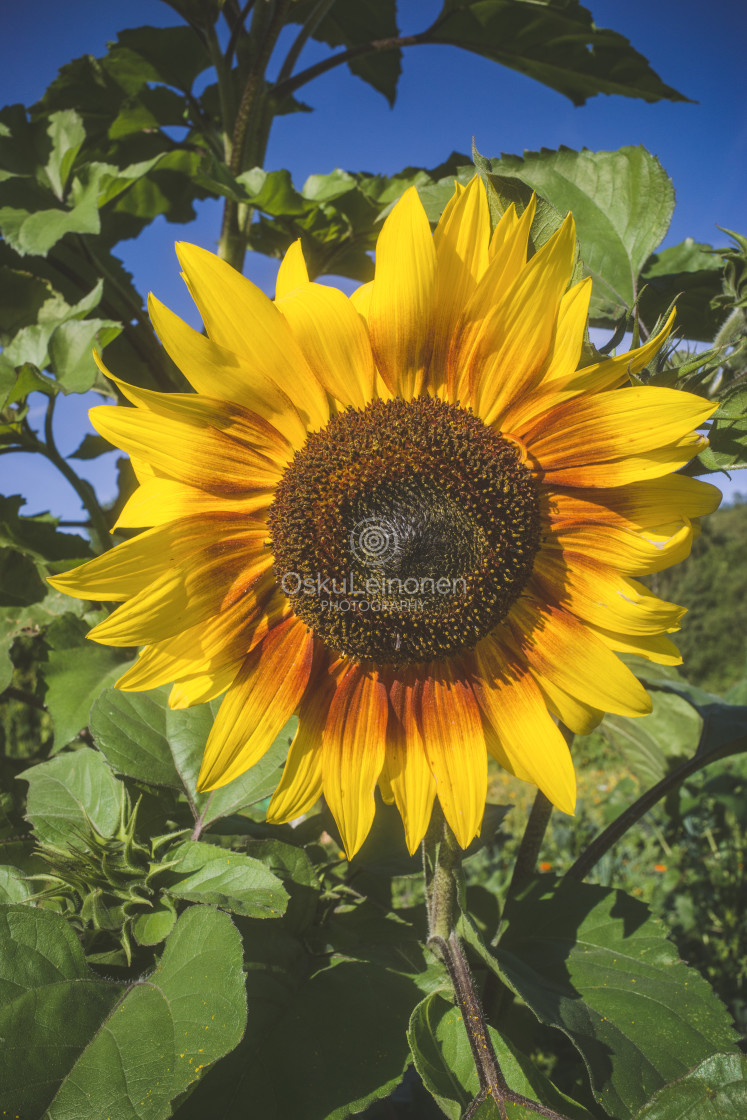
426, 820, 510, 1118
424, 818, 574, 1120
506, 790, 554, 900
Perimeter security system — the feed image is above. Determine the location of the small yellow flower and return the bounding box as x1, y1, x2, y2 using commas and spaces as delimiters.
50, 178, 719, 857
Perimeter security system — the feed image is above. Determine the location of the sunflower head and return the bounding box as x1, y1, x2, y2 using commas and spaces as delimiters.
50, 176, 719, 857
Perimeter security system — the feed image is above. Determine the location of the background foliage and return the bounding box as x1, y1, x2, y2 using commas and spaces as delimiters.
1, 2, 746, 1118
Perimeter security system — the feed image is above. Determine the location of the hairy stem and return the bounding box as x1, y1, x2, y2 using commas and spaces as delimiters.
425, 819, 571, 1120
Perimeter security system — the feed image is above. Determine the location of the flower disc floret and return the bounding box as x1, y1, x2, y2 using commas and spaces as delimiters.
268, 396, 541, 665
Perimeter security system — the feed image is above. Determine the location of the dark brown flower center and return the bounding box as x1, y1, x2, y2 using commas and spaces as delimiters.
267, 396, 541, 667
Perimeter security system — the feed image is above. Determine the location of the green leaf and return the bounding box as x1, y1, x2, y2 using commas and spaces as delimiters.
236, 166, 312, 215
47, 315, 121, 393
89, 686, 295, 824
0, 265, 52, 334
89, 686, 182, 789
131, 897, 177, 946
165, 700, 295, 825
640, 239, 726, 342
164, 839, 289, 917
408, 991, 594, 1120
68, 432, 115, 460
0, 904, 122, 1119
177, 960, 422, 1119
109, 25, 212, 93
492, 879, 739, 1117
0, 165, 101, 256
289, 0, 401, 104
3, 362, 58, 407
482, 146, 675, 322
19, 748, 126, 845
633, 1053, 747, 1119
428, 0, 689, 106
242, 838, 321, 934
43, 906, 245, 1119
0, 495, 90, 564
44, 613, 132, 750
0, 865, 33, 903
601, 690, 703, 786
44, 110, 85, 200
0, 548, 48, 608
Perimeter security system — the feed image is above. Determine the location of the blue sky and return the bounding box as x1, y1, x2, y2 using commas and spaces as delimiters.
3, 0, 746, 518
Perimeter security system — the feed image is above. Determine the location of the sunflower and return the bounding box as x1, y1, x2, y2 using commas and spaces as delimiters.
50, 178, 719, 857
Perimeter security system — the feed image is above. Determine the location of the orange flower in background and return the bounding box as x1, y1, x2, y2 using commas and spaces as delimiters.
50, 178, 719, 857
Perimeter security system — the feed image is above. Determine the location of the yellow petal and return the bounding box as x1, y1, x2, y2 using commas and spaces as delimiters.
591, 626, 683, 666
535, 432, 709, 488
473, 638, 576, 815
431, 176, 490, 395
510, 598, 652, 717
115, 575, 286, 691
148, 294, 307, 447
544, 475, 721, 531
168, 662, 236, 709
533, 673, 605, 736
88, 541, 272, 647
551, 521, 694, 576
277, 282, 374, 408
49, 514, 264, 602
419, 662, 486, 849
114, 478, 272, 530
266, 667, 332, 824
383, 673, 436, 854
322, 663, 387, 859
447, 196, 535, 403
175, 241, 329, 431
472, 214, 577, 427
197, 618, 314, 791
532, 551, 686, 635
90, 405, 283, 494
526, 386, 716, 468
368, 187, 436, 398
275, 238, 309, 299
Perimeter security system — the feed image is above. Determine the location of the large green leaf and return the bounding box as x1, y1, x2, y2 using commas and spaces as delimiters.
0, 164, 102, 256
19, 748, 126, 845
175, 958, 423, 1119
108, 25, 212, 93
632, 1053, 747, 1119
0, 905, 121, 1119
639, 239, 726, 343
288, 0, 401, 104
89, 686, 182, 788
164, 839, 289, 918
2, 905, 246, 1120
483, 146, 675, 322
601, 690, 703, 787
408, 991, 594, 1120
490, 879, 739, 1118
427, 0, 688, 106
89, 685, 295, 825
44, 613, 133, 750
165, 699, 295, 826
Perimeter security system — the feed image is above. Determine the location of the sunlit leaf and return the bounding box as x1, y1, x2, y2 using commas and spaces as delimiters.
164, 839, 289, 918
489, 879, 739, 1117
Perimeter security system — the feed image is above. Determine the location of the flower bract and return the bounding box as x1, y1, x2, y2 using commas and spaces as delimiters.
50, 178, 720, 857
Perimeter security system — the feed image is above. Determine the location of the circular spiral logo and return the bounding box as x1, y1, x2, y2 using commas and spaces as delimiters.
349, 517, 399, 567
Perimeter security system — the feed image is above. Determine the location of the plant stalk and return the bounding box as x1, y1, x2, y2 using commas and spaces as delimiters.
425, 818, 571, 1120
